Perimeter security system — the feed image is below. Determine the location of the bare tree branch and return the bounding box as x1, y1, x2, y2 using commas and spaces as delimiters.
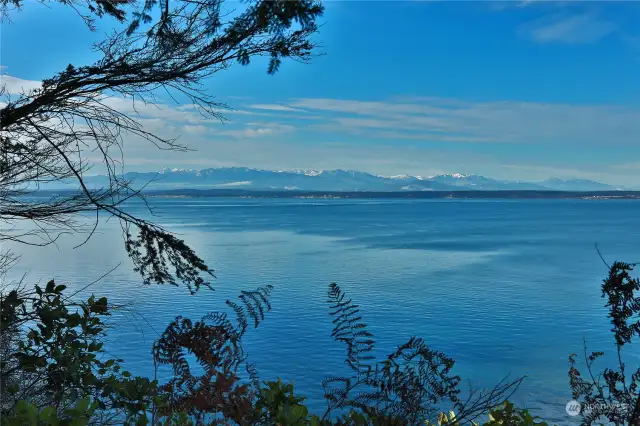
0, 0, 324, 292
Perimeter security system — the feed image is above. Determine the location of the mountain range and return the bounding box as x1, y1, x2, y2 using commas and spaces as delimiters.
41, 167, 634, 192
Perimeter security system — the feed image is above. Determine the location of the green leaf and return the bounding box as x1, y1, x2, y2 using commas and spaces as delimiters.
40, 406, 56, 418
23, 401, 38, 424
69, 416, 90, 426
74, 397, 91, 413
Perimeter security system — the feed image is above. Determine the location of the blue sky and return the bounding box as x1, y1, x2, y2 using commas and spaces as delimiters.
2, 1, 640, 184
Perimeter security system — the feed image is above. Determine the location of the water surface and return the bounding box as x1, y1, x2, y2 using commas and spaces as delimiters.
7, 198, 640, 424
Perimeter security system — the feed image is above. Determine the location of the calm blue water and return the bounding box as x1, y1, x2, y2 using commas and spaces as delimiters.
7, 198, 640, 424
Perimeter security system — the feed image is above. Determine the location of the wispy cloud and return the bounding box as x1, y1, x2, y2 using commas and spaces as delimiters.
218, 122, 295, 139
111, 134, 640, 186
0, 74, 259, 123
518, 13, 617, 44
4, 73, 640, 185
183, 124, 209, 135
1, 74, 42, 94
103, 98, 266, 123
103, 98, 222, 124
249, 103, 305, 112
284, 97, 640, 146
613, 162, 640, 171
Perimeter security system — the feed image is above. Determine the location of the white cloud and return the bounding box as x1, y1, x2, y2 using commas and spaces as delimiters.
114, 134, 640, 186
1, 74, 42, 94
613, 162, 640, 171
236, 128, 277, 137
519, 13, 617, 44
249, 103, 305, 112
219, 122, 295, 139
214, 181, 252, 187
98, 126, 640, 186
0, 73, 299, 156
285, 97, 640, 146
0, 74, 258, 124
184, 125, 209, 135
3, 73, 640, 185
102, 97, 222, 124
289, 98, 433, 116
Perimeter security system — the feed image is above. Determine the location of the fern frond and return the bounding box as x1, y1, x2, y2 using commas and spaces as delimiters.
151, 287, 275, 423
225, 285, 273, 335
245, 361, 260, 390
255, 285, 274, 309
226, 300, 248, 336
239, 293, 260, 328
174, 356, 191, 377
327, 283, 376, 377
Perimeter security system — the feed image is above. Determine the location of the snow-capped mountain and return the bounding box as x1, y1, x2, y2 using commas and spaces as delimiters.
536, 178, 626, 192
426, 174, 546, 190
43, 167, 629, 192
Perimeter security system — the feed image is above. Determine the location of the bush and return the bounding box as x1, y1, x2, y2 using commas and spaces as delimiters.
425, 402, 549, 426
1, 280, 529, 425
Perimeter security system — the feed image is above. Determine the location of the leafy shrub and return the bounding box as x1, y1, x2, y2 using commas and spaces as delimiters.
568, 261, 640, 425
425, 401, 549, 426
0, 280, 155, 423
1, 281, 534, 425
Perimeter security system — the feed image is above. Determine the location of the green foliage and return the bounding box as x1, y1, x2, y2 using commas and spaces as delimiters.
485, 401, 549, 426
0, 281, 155, 422
1, 281, 538, 426
424, 410, 473, 426
253, 379, 410, 425
322, 283, 504, 425
1, 398, 98, 426
425, 402, 550, 426
568, 261, 640, 425
256, 379, 312, 425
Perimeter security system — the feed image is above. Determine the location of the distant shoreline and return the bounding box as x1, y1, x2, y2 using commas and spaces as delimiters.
33, 189, 640, 200
148, 190, 640, 200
